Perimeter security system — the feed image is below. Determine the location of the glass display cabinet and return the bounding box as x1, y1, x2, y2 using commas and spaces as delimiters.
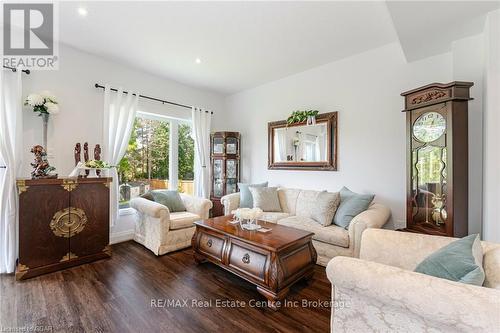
401, 81, 473, 237
210, 132, 240, 217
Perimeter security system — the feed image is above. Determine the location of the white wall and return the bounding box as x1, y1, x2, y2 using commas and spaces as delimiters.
483, 9, 500, 242
223, 43, 453, 229
451, 34, 484, 235
21, 44, 225, 240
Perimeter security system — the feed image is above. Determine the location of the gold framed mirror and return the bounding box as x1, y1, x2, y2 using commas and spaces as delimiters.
268, 112, 337, 171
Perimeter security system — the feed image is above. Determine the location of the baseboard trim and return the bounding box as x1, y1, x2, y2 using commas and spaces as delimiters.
110, 230, 135, 244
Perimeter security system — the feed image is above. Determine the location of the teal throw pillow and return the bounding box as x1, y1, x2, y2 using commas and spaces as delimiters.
238, 182, 268, 208
141, 191, 154, 201
414, 234, 485, 286
333, 187, 374, 229
151, 190, 186, 213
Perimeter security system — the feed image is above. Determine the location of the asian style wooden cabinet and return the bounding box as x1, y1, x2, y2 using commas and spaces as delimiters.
401, 81, 473, 237
210, 132, 240, 217
16, 177, 112, 280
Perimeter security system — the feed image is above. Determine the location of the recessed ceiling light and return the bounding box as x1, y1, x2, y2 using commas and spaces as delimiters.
78, 7, 88, 17
195, 58, 201, 64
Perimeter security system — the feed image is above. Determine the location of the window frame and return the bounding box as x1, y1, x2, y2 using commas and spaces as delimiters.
118, 111, 193, 212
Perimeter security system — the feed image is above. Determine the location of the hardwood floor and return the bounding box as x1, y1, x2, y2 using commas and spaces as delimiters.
0, 241, 331, 333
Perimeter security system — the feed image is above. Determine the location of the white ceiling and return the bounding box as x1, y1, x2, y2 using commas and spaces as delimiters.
386, 1, 500, 62
57, 1, 499, 95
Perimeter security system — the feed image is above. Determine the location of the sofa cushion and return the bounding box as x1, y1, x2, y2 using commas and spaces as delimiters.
277, 188, 301, 215
483, 242, 500, 289
294, 190, 340, 226
141, 191, 154, 201
415, 234, 485, 286
295, 189, 325, 219
334, 187, 374, 229
258, 212, 290, 223
312, 191, 340, 226
249, 187, 282, 212
238, 182, 268, 208
151, 190, 186, 213
169, 211, 201, 230
278, 216, 349, 248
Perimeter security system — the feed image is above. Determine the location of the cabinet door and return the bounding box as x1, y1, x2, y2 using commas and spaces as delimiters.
226, 136, 239, 155
18, 184, 69, 268
212, 158, 224, 198
212, 136, 225, 156
225, 159, 238, 195
69, 181, 109, 258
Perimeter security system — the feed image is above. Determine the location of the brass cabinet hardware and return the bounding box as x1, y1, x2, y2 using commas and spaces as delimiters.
15, 263, 29, 280
61, 179, 78, 192
16, 180, 29, 195
60, 252, 78, 262
242, 253, 250, 264
50, 207, 87, 238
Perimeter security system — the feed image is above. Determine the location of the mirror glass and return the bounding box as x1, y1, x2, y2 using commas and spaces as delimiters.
273, 123, 328, 163
411, 145, 447, 226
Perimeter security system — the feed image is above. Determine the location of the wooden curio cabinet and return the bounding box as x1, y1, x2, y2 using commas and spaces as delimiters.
16, 177, 112, 280
401, 81, 473, 237
210, 132, 240, 217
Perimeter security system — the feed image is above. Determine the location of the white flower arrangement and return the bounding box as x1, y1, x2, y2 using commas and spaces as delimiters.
24, 91, 59, 115
234, 207, 263, 221
84, 160, 111, 168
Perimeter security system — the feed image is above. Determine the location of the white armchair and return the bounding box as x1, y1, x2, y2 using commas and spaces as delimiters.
326, 229, 500, 332
130, 194, 212, 255
221, 192, 240, 216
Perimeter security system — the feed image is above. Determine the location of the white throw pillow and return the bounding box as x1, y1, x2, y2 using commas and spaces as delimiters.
249, 187, 282, 212
296, 190, 340, 226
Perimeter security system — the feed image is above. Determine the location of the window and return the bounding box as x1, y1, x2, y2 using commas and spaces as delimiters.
118, 113, 194, 209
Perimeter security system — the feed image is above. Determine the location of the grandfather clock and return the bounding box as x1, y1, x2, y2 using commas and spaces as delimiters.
401, 81, 473, 237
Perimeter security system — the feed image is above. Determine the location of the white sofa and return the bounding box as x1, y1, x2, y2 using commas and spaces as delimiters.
221, 188, 391, 266
131, 194, 212, 255
327, 229, 500, 332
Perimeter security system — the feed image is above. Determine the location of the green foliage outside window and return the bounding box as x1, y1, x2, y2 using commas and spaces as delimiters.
118, 117, 194, 184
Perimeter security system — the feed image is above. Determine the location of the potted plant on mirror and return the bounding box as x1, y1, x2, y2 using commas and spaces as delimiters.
24, 91, 59, 150
287, 110, 319, 126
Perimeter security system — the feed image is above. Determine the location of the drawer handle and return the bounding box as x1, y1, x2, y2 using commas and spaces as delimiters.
242, 253, 250, 264
207, 239, 213, 248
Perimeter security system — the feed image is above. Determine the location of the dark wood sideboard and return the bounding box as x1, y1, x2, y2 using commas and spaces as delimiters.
16, 177, 112, 280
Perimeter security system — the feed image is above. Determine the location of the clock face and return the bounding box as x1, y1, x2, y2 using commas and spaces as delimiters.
413, 112, 446, 143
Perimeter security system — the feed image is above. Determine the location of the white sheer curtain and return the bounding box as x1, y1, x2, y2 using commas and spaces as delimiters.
192, 107, 212, 198
0, 70, 22, 274
102, 85, 138, 226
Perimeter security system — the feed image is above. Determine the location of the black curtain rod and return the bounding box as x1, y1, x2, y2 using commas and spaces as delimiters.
94, 83, 213, 114
3, 65, 30, 74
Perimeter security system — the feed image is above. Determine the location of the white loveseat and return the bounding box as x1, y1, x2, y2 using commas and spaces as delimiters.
221, 188, 391, 266
327, 229, 500, 332
131, 194, 212, 255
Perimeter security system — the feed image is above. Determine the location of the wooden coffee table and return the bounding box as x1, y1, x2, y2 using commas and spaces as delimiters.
192, 215, 316, 310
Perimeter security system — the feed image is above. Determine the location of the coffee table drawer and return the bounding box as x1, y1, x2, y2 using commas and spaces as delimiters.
198, 232, 225, 261
228, 243, 269, 282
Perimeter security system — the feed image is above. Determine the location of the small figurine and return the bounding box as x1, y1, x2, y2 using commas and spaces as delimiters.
74, 143, 81, 166
30, 145, 57, 179
94, 144, 102, 176
83, 142, 89, 177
